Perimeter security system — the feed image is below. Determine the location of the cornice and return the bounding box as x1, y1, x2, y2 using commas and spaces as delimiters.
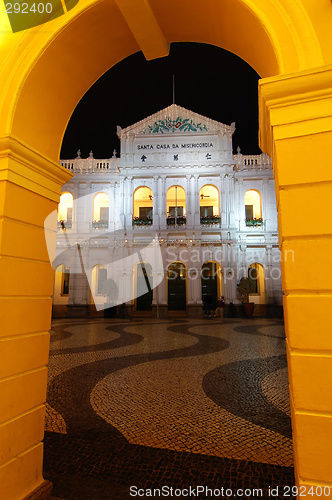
0, 135, 72, 201
259, 65, 332, 156
259, 65, 332, 103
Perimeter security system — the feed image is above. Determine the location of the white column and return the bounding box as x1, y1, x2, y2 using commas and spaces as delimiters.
193, 175, 200, 227
126, 176, 133, 230
120, 177, 125, 229
229, 174, 236, 227
229, 243, 239, 302
71, 184, 78, 234
191, 244, 202, 304
108, 182, 115, 234
265, 244, 273, 303
237, 177, 244, 230
76, 183, 89, 234
160, 176, 167, 229
262, 178, 268, 230
220, 174, 227, 226
153, 175, 159, 229
185, 174, 193, 228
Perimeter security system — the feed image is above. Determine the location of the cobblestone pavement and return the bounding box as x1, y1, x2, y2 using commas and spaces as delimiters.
44, 318, 295, 499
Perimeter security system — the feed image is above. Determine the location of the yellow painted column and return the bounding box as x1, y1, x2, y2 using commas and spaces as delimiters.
259, 65, 332, 495
0, 136, 71, 499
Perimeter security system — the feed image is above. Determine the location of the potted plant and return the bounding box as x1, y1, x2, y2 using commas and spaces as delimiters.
245, 217, 264, 227
237, 277, 256, 317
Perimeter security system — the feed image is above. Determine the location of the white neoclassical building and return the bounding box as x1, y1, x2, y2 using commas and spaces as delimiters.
52, 104, 282, 318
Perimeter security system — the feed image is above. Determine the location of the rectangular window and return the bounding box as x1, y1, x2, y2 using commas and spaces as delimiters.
139, 207, 153, 218
100, 207, 109, 221
169, 206, 183, 216
200, 206, 213, 217
245, 204, 254, 219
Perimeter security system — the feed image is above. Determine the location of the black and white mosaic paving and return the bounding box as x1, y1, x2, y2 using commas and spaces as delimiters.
44, 318, 295, 499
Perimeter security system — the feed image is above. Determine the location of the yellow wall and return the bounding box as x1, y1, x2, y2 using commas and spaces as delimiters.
1, 0, 332, 497
259, 66, 332, 493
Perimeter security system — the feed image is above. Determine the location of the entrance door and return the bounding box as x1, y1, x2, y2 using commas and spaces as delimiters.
167, 262, 186, 311
201, 262, 218, 309
136, 263, 153, 311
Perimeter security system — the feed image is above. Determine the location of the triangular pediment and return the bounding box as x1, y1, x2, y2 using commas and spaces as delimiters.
118, 104, 235, 136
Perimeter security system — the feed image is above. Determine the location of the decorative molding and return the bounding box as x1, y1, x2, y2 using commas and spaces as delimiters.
139, 115, 209, 134
118, 104, 235, 138
259, 65, 332, 156
0, 135, 72, 201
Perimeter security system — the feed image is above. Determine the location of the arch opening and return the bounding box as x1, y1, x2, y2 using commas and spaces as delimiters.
167, 261, 187, 311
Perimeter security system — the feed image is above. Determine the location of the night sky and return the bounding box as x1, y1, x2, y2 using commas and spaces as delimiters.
60, 42, 261, 160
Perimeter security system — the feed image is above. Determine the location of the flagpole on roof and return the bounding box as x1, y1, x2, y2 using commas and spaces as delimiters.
172, 74, 175, 105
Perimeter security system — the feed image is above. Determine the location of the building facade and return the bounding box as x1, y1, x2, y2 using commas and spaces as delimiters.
53, 104, 282, 318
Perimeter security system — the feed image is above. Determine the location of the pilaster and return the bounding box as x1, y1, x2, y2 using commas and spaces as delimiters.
153, 175, 159, 229
0, 135, 71, 499
259, 65, 332, 491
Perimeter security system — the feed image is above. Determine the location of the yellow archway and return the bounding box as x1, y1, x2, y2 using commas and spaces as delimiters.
1, 1, 331, 497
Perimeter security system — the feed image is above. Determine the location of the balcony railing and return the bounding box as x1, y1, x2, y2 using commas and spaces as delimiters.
92, 220, 109, 231
132, 216, 153, 226
167, 216, 186, 226
200, 215, 221, 226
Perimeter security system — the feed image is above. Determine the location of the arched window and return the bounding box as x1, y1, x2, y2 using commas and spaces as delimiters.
58, 192, 73, 230
200, 185, 220, 224
167, 186, 186, 225
133, 187, 153, 225
92, 193, 109, 230
244, 190, 262, 227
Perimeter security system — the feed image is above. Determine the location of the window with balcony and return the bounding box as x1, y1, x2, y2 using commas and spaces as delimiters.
92, 193, 109, 230
200, 185, 220, 225
133, 187, 153, 226
167, 186, 186, 225
58, 192, 73, 230
244, 190, 263, 226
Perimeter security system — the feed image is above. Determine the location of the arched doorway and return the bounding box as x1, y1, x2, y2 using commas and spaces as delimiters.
167, 262, 187, 311
90, 264, 107, 309
248, 262, 266, 304
201, 261, 222, 310
135, 262, 153, 311
52, 264, 70, 317
0, 0, 330, 496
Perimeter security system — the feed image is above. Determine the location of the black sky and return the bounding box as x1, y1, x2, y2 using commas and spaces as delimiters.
60, 42, 261, 159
